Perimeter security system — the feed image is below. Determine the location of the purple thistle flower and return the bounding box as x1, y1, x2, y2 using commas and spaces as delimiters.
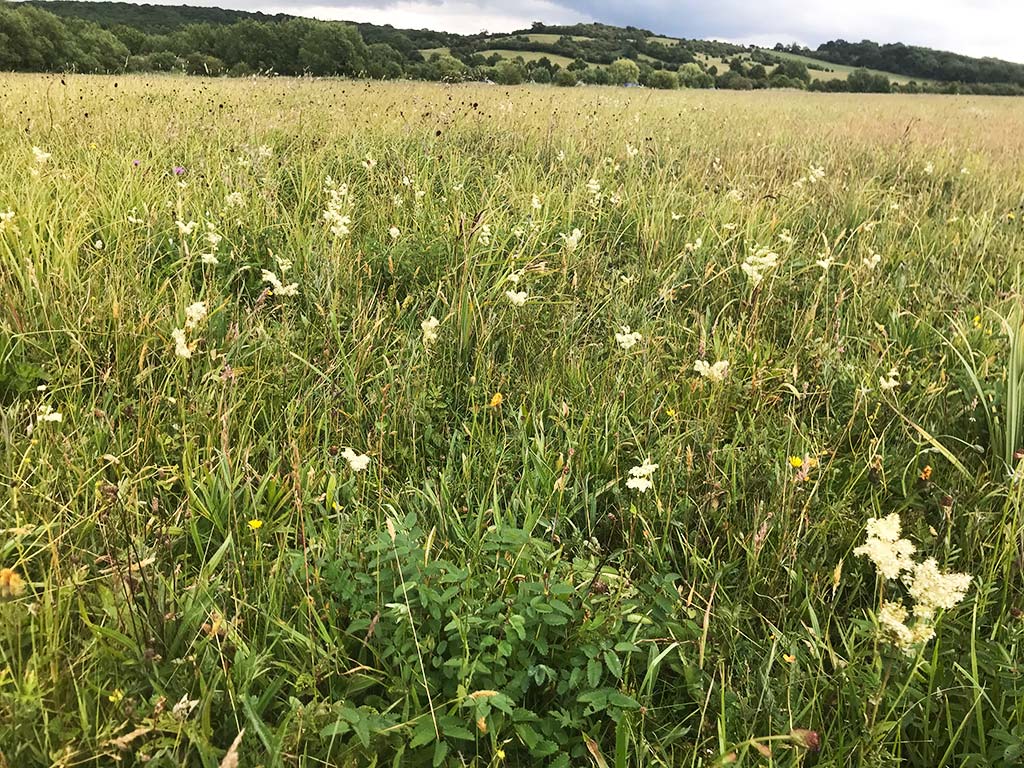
132, 159, 140, 167
173, 165, 186, 176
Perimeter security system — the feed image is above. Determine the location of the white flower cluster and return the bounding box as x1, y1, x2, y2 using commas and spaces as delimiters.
626, 460, 657, 493
323, 177, 352, 238
172, 301, 209, 360
614, 326, 642, 350
741, 247, 779, 287
694, 359, 729, 382
855, 512, 972, 654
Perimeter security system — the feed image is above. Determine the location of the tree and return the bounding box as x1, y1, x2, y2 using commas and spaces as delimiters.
494, 59, 526, 85
553, 69, 577, 87
847, 68, 891, 93
646, 69, 678, 89
608, 57, 640, 85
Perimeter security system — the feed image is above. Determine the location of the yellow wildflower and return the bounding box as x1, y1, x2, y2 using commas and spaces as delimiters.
248, 519, 263, 532
0, 567, 26, 599
489, 392, 503, 408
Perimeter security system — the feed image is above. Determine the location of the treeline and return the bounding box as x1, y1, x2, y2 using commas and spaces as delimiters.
777, 40, 1024, 87
2, 0, 1023, 96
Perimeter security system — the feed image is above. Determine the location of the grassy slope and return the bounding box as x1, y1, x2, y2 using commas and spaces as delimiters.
1, 74, 1023, 767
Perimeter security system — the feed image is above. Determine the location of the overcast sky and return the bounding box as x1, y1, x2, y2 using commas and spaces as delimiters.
103, 0, 1024, 62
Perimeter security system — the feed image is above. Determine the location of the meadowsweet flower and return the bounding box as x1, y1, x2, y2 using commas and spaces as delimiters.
854, 513, 915, 579
741, 247, 779, 286
341, 448, 371, 472
685, 237, 702, 253
93, 240, 104, 250
478, 224, 492, 246
421, 316, 440, 346
863, 252, 881, 270
586, 178, 601, 196
261, 269, 298, 297
694, 359, 729, 382
561, 228, 582, 252
172, 328, 191, 359
0, 210, 14, 232
531, 194, 543, 210
176, 220, 198, 237
32, 146, 51, 164
361, 154, 376, 170
0, 568, 26, 599
923, 161, 934, 175
671, 212, 683, 221
625, 143, 639, 158
225, 191, 244, 208
388, 226, 400, 241
505, 290, 528, 306
907, 558, 972, 620
615, 326, 642, 350
626, 459, 657, 492
879, 368, 899, 391
323, 178, 352, 237
779, 229, 794, 245
184, 301, 207, 331
726, 188, 744, 202
815, 254, 834, 274
37, 404, 62, 423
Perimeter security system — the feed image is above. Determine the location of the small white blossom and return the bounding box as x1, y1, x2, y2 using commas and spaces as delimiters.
342, 447, 371, 472
614, 326, 642, 350
421, 316, 440, 347
172, 328, 191, 359
505, 290, 529, 307
694, 359, 730, 382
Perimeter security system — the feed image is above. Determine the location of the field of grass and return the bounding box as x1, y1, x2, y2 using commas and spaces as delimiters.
2, 74, 1024, 767
756, 49, 934, 85
478, 49, 577, 67
646, 36, 680, 46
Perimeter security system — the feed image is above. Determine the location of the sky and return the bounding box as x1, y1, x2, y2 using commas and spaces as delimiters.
92, 0, 1024, 63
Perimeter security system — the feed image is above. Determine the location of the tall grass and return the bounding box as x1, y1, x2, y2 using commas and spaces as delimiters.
1, 74, 1023, 767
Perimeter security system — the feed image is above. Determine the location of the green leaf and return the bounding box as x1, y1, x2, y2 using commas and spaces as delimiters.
603, 649, 623, 679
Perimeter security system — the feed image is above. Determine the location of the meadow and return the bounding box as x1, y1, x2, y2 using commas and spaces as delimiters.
1, 74, 1023, 767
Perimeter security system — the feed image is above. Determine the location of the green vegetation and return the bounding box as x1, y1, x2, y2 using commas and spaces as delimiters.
2, 1, 1020, 93
2, 73, 1024, 767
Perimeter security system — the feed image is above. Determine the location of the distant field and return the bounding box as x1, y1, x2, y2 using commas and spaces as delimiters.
646, 36, 680, 45
418, 46, 450, 59
479, 49, 577, 67
524, 33, 592, 43
695, 50, 931, 85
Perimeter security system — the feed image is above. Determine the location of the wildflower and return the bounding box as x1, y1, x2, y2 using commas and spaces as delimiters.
586, 178, 601, 196
0, 210, 14, 232
323, 178, 352, 237
907, 558, 972, 620
32, 146, 51, 164
879, 368, 899, 391
863, 252, 881, 270
38, 404, 63, 423
173, 166, 186, 176
225, 191, 245, 208
176, 220, 198, 237
478, 224, 492, 246
726, 188, 744, 202
561, 228, 583, 252
614, 326, 642, 350
388, 226, 400, 240
421, 316, 440, 347
815, 254, 834, 274
671, 212, 683, 221
489, 392, 504, 408
201, 252, 220, 266
531, 194, 543, 210
779, 229, 794, 244
361, 154, 376, 170
0, 567, 26, 599
854, 513, 915, 579
505, 290, 528, 307
625, 143, 639, 158
184, 301, 207, 331
684, 237, 702, 253
261, 269, 298, 297
693, 359, 730, 382
782, 653, 796, 664
341, 448, 371, 472
741, 247, 779, 286
247, 519, 263, 532
172, 328, 191, 359
877, 601, 915, 648
923, 161, 934, 175
788, 456, 804, 468
626, 459, 657, 493
93, 240, 104, 250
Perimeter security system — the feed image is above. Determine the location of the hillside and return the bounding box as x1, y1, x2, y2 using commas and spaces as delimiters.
6, 1, 1024, 94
